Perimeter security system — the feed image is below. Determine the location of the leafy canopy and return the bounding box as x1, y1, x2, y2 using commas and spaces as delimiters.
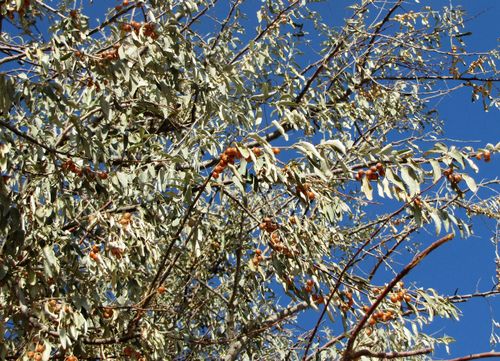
0, 0, 499, 360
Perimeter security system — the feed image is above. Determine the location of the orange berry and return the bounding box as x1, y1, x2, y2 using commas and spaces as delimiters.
27, 351, 35, 358
452, 173, 462, 183
130, 21, 141, 30
252, 147, 262, 156
484, 150, 491, 162
355, 169, 365, 181
307, 191, 315, 200
123, 0, 130, 6
92, 245, 100, 253
97, 171, 108, 180
215, 165, 225, 173
122, 23, 132, 32
368, 317, 376, 326
306, 279, 314, 287
212, 171, 219, 179
89, 252, 99, 261
370, 165, 378, 173
475, 152, 483, 160
225, 147, 238, 157
362, 305, 370, 313
102, 309, 113, 319
365, 328, 372, 336
157, 286, 166, 294
272, 147, 280, 155
34, 354, 42, 361
390, 295, 399, 303
123, 346, 134, 356
404, 294, 411, 302
367, 171, 379, 181
255, 249, 262, 255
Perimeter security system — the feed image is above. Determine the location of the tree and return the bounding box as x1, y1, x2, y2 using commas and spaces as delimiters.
0, 0, 499, 359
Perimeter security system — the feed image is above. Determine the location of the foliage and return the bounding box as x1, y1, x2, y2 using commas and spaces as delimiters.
0, 0, 499, 360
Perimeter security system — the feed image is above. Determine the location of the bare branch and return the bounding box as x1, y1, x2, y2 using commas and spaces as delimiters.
444, 352, 500, 361
350, 347, 433, 359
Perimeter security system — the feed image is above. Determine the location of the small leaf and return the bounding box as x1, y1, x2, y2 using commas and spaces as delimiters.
361, 176, 373, 200
321, 139, 346, 154
462, 174, 477, 192
430, 159, 441, 183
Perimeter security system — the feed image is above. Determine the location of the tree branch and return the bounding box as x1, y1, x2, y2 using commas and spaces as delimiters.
444, 352, 500, 361
350, 347, 433, 359
343, 233, 454, 360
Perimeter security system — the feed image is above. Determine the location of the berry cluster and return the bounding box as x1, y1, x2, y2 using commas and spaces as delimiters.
98, 44, 120, 61
61, 159, 108, 180
259, 217, 279, 232
212, 147, 242, 178
26, 343, 45, 361
296, 182, 315, 201
269, 231, 293, 256
340, 290, 354, 311
475, 149, 492, 162
118, 212, 133, 226
304, 279, 314, 293
443, 168, 462, 184
102, 307, 114, 319
367, 309, 394, 326
251, 249, 264, 266
212, 146, 280, 179
121, 21, 159, 39
89, 244, 100, 262
311, 294, 324, 304
355, 162, 385, 181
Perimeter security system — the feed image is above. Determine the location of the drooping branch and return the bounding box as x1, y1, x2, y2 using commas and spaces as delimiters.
350, 347, 433, 359
342, 233, 454, 360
